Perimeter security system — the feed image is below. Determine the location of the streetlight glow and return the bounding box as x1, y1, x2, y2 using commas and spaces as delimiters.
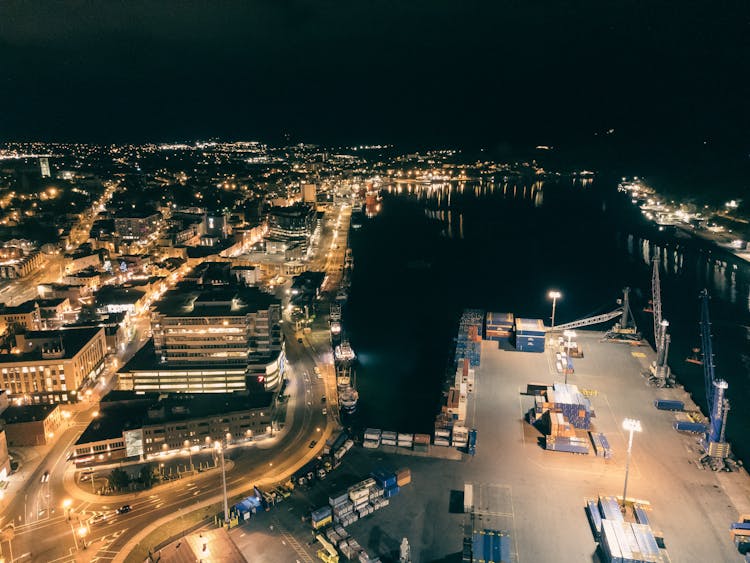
548, 290, 562, 328
621, 418, 642, 510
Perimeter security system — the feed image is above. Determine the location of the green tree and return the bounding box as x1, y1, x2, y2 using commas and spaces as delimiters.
138, 464, 156, 489
109, 468, 131, 491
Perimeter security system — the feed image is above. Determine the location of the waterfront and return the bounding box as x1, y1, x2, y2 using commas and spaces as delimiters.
346, 174, 750, 465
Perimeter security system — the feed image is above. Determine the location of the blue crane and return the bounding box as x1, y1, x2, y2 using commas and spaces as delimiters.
699, 289, 730, 460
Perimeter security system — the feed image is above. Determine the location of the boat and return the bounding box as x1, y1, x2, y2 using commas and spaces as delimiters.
339, 386, 359, 414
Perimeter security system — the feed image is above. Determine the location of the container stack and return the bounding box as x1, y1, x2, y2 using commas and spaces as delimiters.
593, 495, 665, 563
456, 309, 484, 368
452, 425, 469, 448
397, 433, 413, 449
413, 433, 430, 453
484, 312, 514, 343
542, 410, 577, 438
545, 435, 590, 454
381, 430, 397, 446
600, 520, 663, 563
434, 426, 451, 447
444, 383, 468, 421
455, 359, 475, 393
363, 428, 382, 448
468, 529, 511, 563
534, 383, 594, 429
514, 318, 546, 353
589, 432, 613, 459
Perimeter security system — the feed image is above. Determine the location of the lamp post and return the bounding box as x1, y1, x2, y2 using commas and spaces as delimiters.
78, 525, 88, 549
215, 441, 229, 524
621, 418, 642, 510
184, 440, 193, 472
62, 498, 72, 521
563, 330, 576, 384
548, 291, 562, 328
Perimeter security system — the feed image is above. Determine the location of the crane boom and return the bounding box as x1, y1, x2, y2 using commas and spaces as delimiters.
652, 256, 662, 344
547, 309, 623, 332
699, 289, 716, 414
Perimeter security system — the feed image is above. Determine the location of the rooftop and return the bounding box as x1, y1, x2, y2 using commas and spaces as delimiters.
2, 403, 58, 424
76, 390, 274, 445
0, 327, 103, 364
152, 285, 279, 318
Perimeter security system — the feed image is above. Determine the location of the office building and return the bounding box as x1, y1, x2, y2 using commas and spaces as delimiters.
68, 390, 274, 464
0, 327, 107, 403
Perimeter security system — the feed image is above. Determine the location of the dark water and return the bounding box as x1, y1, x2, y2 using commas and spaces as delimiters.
345, 175, 750, 463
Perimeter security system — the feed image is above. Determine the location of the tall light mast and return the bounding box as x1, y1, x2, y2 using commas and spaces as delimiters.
650, 256, 671, 385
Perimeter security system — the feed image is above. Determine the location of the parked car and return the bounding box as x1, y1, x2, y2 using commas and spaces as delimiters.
322, 408, 327, 415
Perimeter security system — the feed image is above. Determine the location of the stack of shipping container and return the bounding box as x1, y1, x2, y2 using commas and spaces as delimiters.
462, 529, 512, 563
591, 495, 665, 563
484, 312, 515, 345
514, 318, 546, 352
435, 309, 484, 449
589, 432, 613, 458
323, 468, 412, 531
363, 428, 381, 448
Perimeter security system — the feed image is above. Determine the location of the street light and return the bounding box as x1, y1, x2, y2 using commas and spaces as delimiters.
77, 525, 88, 549
563, 330, 576, 384
621, 418, 642, 510
62, 498, 72, 521
214, 441, 229, 524
184, 439, 193, 471
548, 291, 562, 328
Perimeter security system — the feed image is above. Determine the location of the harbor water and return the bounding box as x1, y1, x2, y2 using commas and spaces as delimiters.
345, 174, 750, 465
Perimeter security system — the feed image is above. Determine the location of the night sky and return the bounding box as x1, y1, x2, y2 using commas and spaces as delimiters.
1, 2, 749, 156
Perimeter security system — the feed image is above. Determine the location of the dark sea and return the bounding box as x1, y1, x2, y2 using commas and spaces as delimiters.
344, 173, 750, 465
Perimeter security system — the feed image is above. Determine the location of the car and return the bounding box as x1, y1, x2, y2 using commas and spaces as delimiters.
40, 470, 50, 483
116, 504, 132, 514
321, 396, 326, 403
308, 440, 317, 449
297, 338, 303, 343
322, 408, 327, 415
89, 513, 108, 525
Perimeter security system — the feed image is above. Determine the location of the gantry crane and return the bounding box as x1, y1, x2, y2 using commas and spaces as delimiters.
649, 256, 671, 385
698, 289, 731, 467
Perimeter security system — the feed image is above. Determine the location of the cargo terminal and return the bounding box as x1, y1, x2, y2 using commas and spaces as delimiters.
228, 306, 750, 562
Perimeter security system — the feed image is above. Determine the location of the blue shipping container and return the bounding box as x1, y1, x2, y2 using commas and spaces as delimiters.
654, 399, 684, 411
673, 421, 707, 433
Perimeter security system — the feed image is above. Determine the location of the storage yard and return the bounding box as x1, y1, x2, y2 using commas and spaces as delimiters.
229, 322, 750, 562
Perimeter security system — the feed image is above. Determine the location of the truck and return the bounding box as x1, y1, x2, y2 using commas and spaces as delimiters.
467, 429, 477, 456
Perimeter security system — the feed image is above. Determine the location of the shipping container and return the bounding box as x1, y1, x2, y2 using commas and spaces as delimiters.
654, 399, 684, 411
586, 499, 603, 539
464, 483, 474, 513
673, 421, 706, 433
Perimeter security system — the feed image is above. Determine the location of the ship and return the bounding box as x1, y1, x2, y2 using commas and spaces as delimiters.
334, 340, 359, 414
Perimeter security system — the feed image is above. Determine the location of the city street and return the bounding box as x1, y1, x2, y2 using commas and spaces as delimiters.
0, 201, 352, 562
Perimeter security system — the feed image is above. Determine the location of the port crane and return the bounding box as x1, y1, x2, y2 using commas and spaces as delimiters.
698, 289, 731, 468
548, 288, 640, 341
649, 256, 672, 386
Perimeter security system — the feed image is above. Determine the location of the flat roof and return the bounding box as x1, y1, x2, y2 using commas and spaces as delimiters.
2, 403, 57, 424
94, 285, 146, 306
0, 327, 102, 364
76, 390, 273, 445
152, 285, 279, 318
